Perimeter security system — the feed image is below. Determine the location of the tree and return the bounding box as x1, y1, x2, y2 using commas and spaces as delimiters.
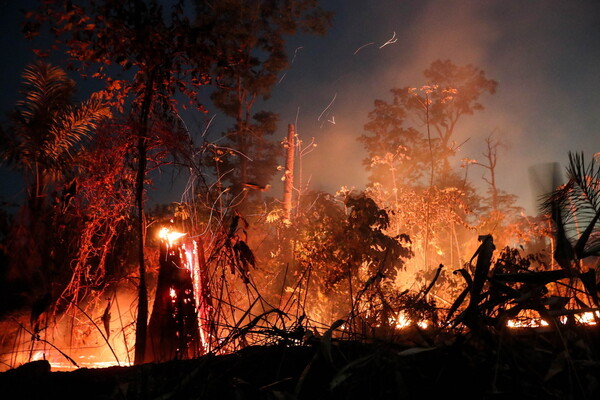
31, 0, 211, 364
470, 133, 528, 249
0, 61, 110, 317
288, 190, 412, 327
195, 0, 332, 198
30, 0, 331, 363
1, 61, 110, 215
360, 97, 423, 190
358, 60, 498, 287
359, 60, 497, 188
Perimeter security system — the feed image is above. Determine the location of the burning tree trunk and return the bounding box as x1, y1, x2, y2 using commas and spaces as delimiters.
145, 231, 202, 363
282, 124, 295, 223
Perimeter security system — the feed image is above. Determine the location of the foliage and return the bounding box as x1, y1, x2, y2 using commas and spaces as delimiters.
0, 61, 110, 211
542, 152, 600, 264
292, 191, 412, 291
1, 2, 596, 387
197, 0, 332, 197
244, 190, 415, 331
358, 60, 539, 305
28, 0, 211, 113
0, 62, 111, 320
359, 60, 497, 187
30, 0, 217, 363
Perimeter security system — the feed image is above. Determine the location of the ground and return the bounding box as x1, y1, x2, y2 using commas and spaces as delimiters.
1, 327, 599, 399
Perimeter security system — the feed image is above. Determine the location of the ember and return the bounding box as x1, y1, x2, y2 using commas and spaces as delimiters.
158, 227, 187, 246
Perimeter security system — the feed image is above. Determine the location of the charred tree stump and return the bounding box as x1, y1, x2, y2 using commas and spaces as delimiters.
145, 238, 201, 363
464, 234, 495, 331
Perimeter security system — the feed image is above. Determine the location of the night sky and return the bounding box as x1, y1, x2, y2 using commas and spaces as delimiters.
1, 0, 599, 215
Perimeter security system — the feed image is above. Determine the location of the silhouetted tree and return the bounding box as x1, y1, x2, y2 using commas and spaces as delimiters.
359, 60, 497, 188
1, 61, 110, 216
30, 0, 211, 364
0, 61, 110, 317
195, 0, 332, 198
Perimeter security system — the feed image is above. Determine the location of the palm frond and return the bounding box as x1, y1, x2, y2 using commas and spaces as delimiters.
47, 93, 112, 160
5, 61, 111, 196
17, 61, 74, 126
542, 152, 600, 261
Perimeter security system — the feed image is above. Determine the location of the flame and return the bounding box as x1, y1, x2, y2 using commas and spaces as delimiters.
506, 310, 599, 328
158, 227, 187, 245
575, 311, 599, 325
507, 318, 550, 328
392, 312, 430, 329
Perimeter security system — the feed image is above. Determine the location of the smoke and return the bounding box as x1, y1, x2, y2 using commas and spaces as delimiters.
270, 0, 600, 216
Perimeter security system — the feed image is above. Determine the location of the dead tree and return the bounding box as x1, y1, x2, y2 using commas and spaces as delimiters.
145, 236, 201, 363
282, 124, 295, 223
463, 234, 495, 330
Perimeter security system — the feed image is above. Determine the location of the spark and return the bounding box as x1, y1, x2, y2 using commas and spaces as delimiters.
291, 46, 303, 64
202, 114, 217, 137
353, 42, 374, 55
180, 169, 196, 204
379, 31, 398, 48
317, 93, 337, 122
277, 47, 303, 86
328, 115, 336, 125
276, 72, 287, 85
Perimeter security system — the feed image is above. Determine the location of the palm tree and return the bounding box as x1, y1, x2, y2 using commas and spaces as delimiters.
1, 61, 110, 214
542, 152, 600, 309
542, 152, 600, 268
0, 61, 110, 319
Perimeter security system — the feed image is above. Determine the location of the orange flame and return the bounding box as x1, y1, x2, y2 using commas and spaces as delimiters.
158, 227, 187, 246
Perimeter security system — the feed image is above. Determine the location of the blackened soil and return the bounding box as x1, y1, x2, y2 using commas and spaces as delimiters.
2, 329, 599, 400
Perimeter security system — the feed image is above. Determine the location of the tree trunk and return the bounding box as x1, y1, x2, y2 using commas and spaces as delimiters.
282, 124, 295, 222
145, 237, 201, 362
133, 71, 155, 365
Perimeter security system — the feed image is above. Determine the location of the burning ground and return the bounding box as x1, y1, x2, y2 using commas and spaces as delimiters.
2, 327, 600, 400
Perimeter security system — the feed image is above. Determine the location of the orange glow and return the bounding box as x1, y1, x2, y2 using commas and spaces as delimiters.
506, 310, 599, 328
575, 311, 599, 325
158, 227, 187, 245
392, 312, 430, 329
507, 317, 550, 328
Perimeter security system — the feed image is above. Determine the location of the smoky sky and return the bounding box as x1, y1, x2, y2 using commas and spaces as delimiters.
267, 0, 600, 215
1, 0, 599, 215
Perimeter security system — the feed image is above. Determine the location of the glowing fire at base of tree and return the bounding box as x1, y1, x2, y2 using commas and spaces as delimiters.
144, 226, 212, 363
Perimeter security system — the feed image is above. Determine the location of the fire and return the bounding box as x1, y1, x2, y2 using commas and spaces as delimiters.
392, 312, 430, 329
158, 226, 187, 246
506, 310, 599, 328
507, 318, 550, 329
576, 311, 599, 325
